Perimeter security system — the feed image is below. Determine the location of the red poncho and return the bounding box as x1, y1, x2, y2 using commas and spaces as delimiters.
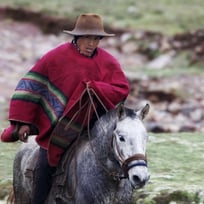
9, 42, 130, 166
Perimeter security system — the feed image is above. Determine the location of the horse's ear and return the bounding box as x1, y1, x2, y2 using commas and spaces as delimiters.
117, 103, 126, 120
136, 104, 150, 120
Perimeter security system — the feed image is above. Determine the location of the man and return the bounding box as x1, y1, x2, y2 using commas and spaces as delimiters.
1, 13, 130, 203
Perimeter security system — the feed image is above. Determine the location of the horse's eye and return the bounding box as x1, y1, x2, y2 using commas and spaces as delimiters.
119, 135, 125, 142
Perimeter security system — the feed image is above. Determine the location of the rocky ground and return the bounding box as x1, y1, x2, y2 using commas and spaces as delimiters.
0, 10, 204, 133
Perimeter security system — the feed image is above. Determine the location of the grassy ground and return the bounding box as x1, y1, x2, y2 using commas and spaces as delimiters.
0, 133, 203, 203
136, 132, 204, 203
1, 0, 204, 35
146, 133, 204, 192
0, 141, 20, 198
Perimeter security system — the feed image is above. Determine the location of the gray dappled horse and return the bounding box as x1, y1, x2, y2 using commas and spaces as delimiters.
12, 104, 150, 204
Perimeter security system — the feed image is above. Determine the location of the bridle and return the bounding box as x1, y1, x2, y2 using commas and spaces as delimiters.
112, 131, 147, 179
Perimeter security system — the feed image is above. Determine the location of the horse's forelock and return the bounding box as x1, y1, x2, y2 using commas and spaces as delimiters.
92, 107, 137, 136
124, 107, 137, 119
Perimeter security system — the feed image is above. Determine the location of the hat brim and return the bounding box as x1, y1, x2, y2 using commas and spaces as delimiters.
63, 30, 115, 37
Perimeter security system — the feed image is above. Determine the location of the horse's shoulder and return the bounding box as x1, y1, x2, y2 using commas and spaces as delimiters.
15, 137, 39, 172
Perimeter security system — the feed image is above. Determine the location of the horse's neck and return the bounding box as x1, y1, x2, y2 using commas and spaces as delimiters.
89, 110, 119, 165
91, 111, 115, 146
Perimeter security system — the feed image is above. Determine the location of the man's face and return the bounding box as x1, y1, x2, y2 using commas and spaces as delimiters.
77, 35, 101, 57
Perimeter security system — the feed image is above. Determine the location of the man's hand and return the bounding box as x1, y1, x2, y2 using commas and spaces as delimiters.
18, 125, 30, 142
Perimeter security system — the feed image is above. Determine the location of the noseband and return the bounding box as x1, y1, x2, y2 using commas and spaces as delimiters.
122, 154, 147, 178
113, 132, 147, 179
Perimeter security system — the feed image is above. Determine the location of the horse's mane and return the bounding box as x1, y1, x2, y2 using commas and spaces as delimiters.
92, 108, 117, 137
90, 108, 118, 159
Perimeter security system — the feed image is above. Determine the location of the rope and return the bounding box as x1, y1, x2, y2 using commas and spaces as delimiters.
64, 89, 88, 131
59, 85, 110, 199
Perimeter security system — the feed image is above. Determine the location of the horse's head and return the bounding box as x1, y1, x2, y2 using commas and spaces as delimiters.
112, 103, 150, 189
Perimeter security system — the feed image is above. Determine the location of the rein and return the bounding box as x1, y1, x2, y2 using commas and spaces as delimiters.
86, 86, 147, 181
86, 86, 127, 180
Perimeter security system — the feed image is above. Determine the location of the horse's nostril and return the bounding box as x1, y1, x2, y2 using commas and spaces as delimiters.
132, 175, 146, 188
132, 175, 140, 184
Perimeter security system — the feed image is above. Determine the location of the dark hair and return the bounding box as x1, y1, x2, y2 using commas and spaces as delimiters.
73, 36, 80, 43
74, 36, 103, 42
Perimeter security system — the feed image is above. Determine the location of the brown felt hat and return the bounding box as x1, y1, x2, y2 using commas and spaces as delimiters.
63, 13, 115, 37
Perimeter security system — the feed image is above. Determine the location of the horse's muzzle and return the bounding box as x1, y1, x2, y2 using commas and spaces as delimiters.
131, 173, 150, 189
122, 155, 150, 189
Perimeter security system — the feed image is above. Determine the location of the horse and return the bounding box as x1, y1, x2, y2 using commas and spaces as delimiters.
12, 103, 150, 204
